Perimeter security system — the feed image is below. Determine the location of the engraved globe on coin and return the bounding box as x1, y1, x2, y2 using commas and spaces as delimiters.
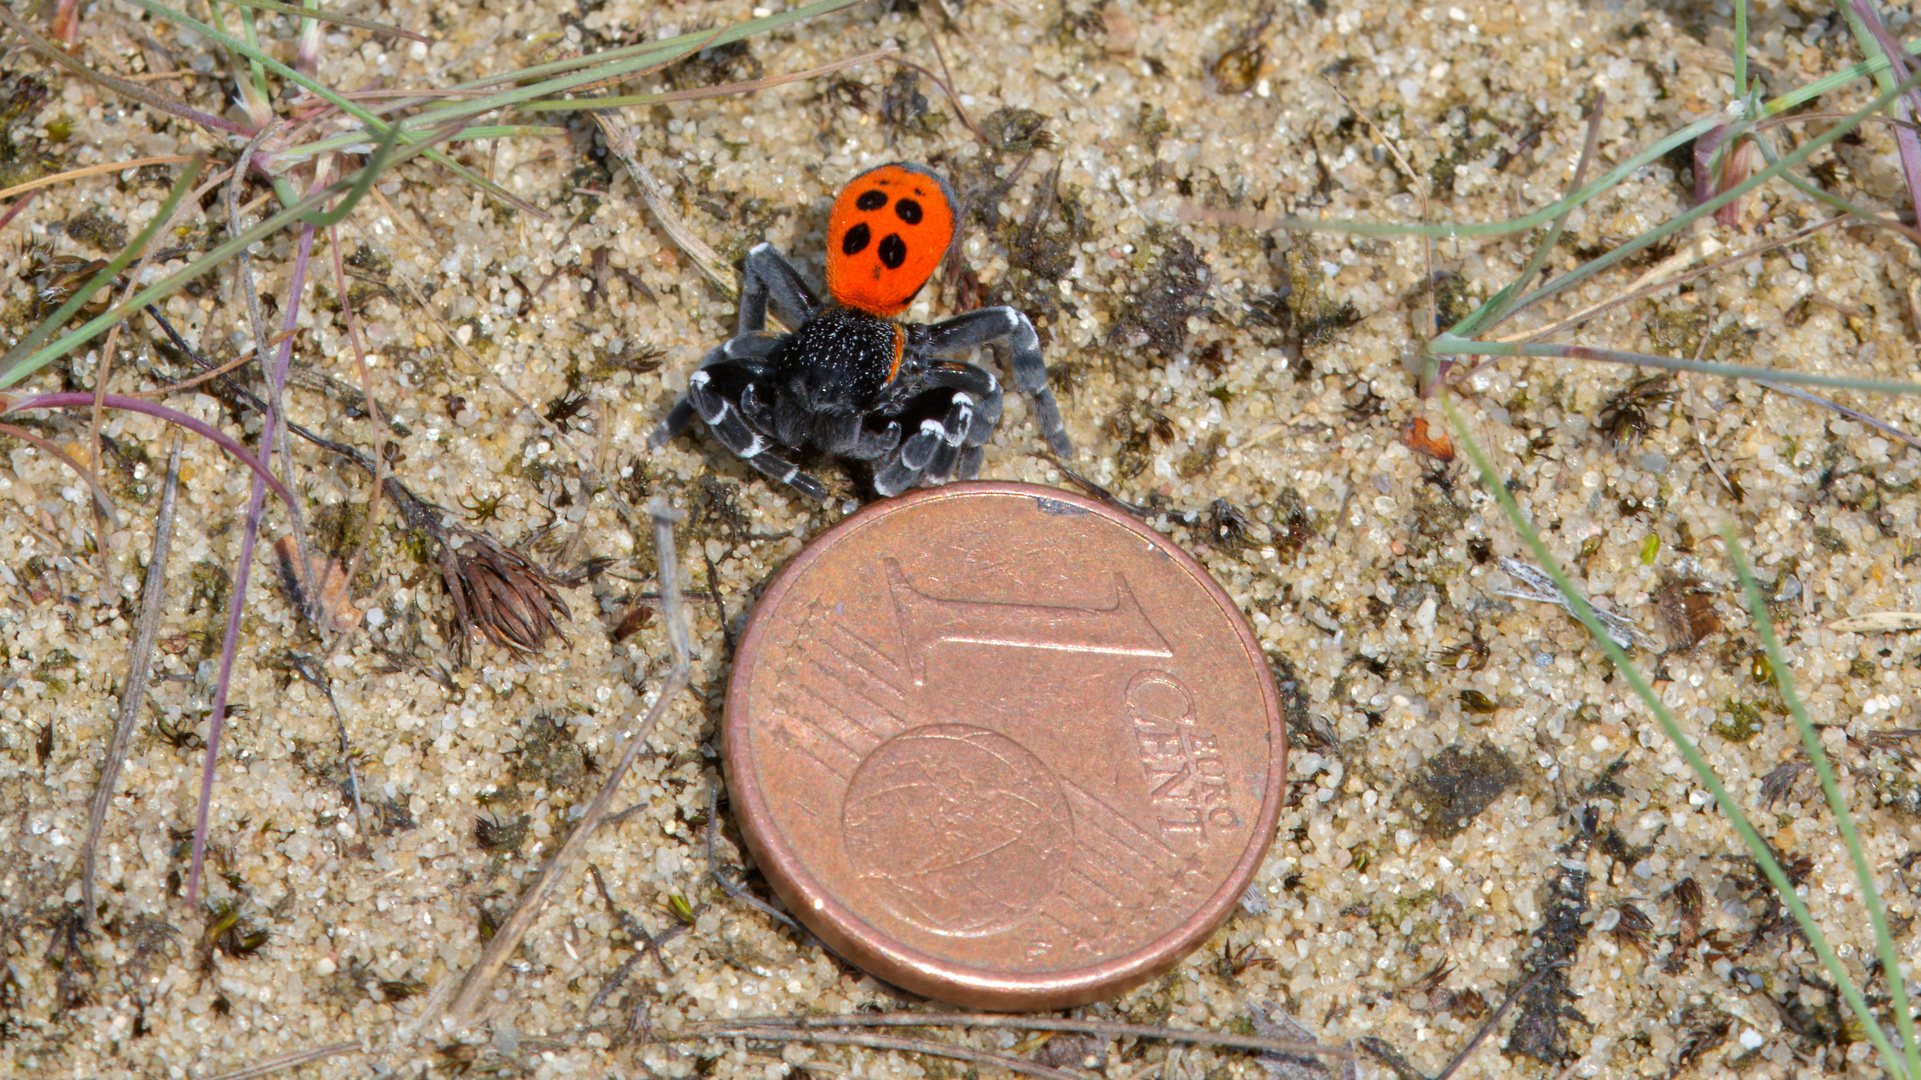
842, 724, 1074, 936
724, 482, 1286, 1010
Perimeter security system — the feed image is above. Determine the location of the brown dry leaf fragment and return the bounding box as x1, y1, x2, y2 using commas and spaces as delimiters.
1100, 3, 1136, 56
1654, 575, 1720, 650
1402, 416, 1454, 462
272, 536, 361, 631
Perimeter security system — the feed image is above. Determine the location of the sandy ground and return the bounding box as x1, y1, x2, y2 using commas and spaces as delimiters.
5, 0, 1921, 1076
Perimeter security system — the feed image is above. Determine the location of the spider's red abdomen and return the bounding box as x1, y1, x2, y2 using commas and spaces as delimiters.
825, 163, 957, 317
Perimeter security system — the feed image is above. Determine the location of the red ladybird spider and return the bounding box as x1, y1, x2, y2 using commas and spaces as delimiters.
650, 162, 1075, 500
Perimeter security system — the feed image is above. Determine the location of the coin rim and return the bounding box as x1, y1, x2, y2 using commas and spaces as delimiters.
723, 481, 1287, 1010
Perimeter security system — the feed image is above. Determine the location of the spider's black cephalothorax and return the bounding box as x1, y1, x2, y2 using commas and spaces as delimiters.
650, 164, 1074, 500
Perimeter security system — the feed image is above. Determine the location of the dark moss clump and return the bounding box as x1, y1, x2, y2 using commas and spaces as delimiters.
0, 75, 57, 191
980, 107, 1056, 155
667, 40, 764, 89
1270, 486, 1313, 558
1398, 742, 1519, 839
1274, 247, 1359, 347
879, 70, 944, 137
1114, 227, 1209, 356
510, 713, 592, 794
62, 208, 129, 253
1712, 700, 1764, 743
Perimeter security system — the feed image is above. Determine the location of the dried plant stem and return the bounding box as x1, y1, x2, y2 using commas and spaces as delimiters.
698, 1026, 1084, 1080
0, 4, 253, 136
80, 434, 181, 927
0, 421, 118, 527
323, 224, 389, 650
0, 392, 293, 506
0, 154, 197, 202
201, 1040, 363, 1080
444, 500, 692, 1025
593, 110, 737, 300
720, 1013, 1353, 1060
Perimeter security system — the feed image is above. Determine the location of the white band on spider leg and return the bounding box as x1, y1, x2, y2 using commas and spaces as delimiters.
690, 370, 711, 388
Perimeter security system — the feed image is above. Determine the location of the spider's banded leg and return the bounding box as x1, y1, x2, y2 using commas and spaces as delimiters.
915, 307, 1073, 457
648, 349, 768, 449
919, 361, 1003, 442
686, 369, 829, 501
739, 243, 820, 334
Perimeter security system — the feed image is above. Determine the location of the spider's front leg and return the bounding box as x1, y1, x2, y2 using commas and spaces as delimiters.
914, 307, 1074, 458
669, 359, 830, 501
739, 242, 820, 333
870, 362, 1004, 496
650, 243, 818, 449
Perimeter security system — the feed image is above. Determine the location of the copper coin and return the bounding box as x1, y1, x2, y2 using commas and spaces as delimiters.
723, 481, 1286, 1010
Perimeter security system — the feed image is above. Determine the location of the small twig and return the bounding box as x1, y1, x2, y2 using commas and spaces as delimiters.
127, 335, 282, 398
707, 783, 806, 935
444, 499, 692, 1025
285, 655, 367, 837
721, 1013, 1354, 1060
0, 3, 253, 136
1431, 962, 1561, 1080
879, 55, 983, 144
593, 109, 737, 299
0, 422, 118, 528
704, 550, 734, 660
696, 1026, 1084, 1080
1756, 378, 1921, 450
0, 187, 37, 234
910, 10, 983, 144
187, 205, 321, 908
200, 1040, 363, 1080
589, 863, 675, 979
81, 434, 181, 928
323, 223, 390, 655
1327, 79, 1434, 337
0, 154, 198, 203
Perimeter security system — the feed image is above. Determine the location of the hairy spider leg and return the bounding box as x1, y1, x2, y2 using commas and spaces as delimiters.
870, 364, 1005, 495
914, 307, 1073, 457
649, 331, 785, 448
684, 362, 829, 501
738, 242, 820, 333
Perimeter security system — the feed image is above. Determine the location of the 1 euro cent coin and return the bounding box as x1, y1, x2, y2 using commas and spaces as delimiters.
722, 481, 1286, 1009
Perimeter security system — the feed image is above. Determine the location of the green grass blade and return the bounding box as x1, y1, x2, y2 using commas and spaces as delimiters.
210, 0, 429, 43
1484, 63, 1921, 332
1272, 115, 1723, 244
128, 0, 535, 215
0, 118, 464, 387
299, 124, 398, 226
0, 155, 204, 384
1443, 394, 1910, 1078
1428, 335, 1921, 396
1762, 33, 1921, 117
1727, 529, 1920, 1078
1734, 0, 1749, 104
437, 0, 865, 94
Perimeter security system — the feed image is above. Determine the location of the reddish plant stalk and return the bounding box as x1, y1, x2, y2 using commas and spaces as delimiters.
185, 217, 318, 908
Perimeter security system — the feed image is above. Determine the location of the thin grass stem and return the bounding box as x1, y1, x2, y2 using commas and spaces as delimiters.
81, 434, 181, 927
1484, 65, 1921, 333
0, 155, 204, 381
1449, 94, 1606, 345
0, 393, 294, 507
0, 4, 254, 136
1443, 395, 1912, 1078
1727, 532, 1919, 1078
210, 0, 428, 43
1431, 335, 1921, 397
